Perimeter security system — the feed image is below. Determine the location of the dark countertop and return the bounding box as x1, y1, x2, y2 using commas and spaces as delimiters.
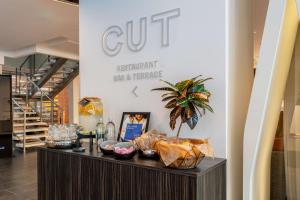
38, 146, 226, 178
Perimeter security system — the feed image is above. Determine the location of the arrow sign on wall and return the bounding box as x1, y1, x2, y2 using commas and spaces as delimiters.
132, 86, 138, 97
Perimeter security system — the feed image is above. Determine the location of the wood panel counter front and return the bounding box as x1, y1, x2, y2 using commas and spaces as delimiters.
37, 147, 226, 200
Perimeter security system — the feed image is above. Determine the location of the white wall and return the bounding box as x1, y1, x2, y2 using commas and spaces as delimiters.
80, 0, 226, 157
80, 1, 252, 199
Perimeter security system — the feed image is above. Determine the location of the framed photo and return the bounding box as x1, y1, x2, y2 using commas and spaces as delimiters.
118, 112, 150, 141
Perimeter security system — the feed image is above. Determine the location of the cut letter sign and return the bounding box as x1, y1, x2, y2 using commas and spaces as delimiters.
102, 8, 180, 56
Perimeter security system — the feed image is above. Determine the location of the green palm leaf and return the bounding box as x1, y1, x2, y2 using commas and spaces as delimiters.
176, 97, 189, 108
189, 84, 205, 93
175, 80, 193, 92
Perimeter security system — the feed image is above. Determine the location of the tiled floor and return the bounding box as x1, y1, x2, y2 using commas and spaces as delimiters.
0, 151, 37, 200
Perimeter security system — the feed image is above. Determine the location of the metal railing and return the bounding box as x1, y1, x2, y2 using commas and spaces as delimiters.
12, 56, 65, 124
15, 56, 31, 96
11, 98, 27, 153
25, 76, 65, 124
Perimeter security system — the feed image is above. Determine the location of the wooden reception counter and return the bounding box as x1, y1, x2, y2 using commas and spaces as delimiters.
37, 147, 226, 200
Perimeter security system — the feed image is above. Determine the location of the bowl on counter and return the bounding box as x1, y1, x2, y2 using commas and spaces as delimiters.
99, 140, 117, 155
138, 149, 159, 159
113, 142, 136, 159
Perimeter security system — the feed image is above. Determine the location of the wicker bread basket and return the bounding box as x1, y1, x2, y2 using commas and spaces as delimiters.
155, 138, 210, 169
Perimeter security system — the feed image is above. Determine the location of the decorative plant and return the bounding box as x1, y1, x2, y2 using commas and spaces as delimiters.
152, 75, 213, 137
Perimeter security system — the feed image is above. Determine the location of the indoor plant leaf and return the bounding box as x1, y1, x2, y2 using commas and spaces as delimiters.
191, 75, 202, 81
201, 102, 214, 113
165, 99, 177, 109
192, 100, 214, 113
152, 87, 177, 92
180, 108, 188, 123
175, 80, 193, 92
176, 97, 189, 108
194, 77, 213, 85
186, 104, 198, 129
189, 84, 205, 93
152, 75, 213, 137
169, 106, 183, 130
162, 92, 178, 97
170, 106, 183, 121
169, 119, 176, 130
184, 104, 193, 119
160, 79, 177, 89
191, 92, 208, 101
162, 95, 177, 102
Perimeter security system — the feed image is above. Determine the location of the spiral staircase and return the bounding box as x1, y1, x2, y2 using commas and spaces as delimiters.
3, 54, 79, 153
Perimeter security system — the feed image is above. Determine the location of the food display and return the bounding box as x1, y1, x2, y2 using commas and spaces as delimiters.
79, 97, 103, 133
115, 146, 135, 154
155, 138, 214, 169
99, 140, 117, 155
103, 144, 114, 150
113, 142, 136, 159
134, 129, 166, 158
46, 124, 78, 149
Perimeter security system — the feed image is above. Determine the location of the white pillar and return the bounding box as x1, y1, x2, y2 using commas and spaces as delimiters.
243, 0, 299, 199
68, 76, 80, 124
226, 0, 253, 199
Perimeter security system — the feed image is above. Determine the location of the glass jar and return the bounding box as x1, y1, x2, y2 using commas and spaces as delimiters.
79, 97, 103, 133
106, 119, 116, 141
96, 117, 106, 146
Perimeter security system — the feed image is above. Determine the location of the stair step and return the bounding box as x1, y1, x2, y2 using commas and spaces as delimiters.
13, 133, 47, 140
14, 117, 41, 121
15, 141, 45, 148
13, 122, 48, 127
13, 127, 48, 134
14, 101, 26, 105
13, 107, 32, 111
14, 111, 37, 114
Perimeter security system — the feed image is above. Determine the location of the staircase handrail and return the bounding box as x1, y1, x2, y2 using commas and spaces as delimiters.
20, 73, 65, 124
16, 56, 31, 95
12, 98, 25, 113
26, 77, 64, 112
12, 98, 27, 149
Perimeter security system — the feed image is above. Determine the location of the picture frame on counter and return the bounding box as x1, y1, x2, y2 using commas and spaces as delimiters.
118, 112, 150, 141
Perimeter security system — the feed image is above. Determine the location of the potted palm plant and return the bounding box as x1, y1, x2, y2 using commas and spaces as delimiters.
152, 75, 213, 137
